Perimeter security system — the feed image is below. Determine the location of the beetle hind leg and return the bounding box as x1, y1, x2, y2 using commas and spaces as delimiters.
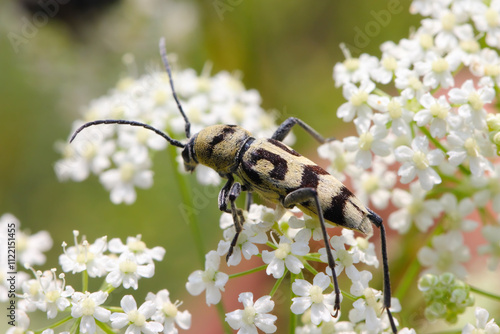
283, 187, 341, 316
367, 209, 398, 334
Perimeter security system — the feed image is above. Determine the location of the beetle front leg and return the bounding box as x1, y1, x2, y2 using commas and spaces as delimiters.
283, 187, 341, 317
226, 182, 245, 262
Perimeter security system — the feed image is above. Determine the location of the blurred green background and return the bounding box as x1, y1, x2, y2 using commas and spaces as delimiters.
0, 0, 421, 332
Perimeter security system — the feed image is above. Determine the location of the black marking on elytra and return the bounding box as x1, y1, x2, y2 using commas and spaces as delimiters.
323, 186, 353, 226
250, 148, 288, 181
207, 126, 237, 156
299, 165, 329, 190
268, 139, 301, 157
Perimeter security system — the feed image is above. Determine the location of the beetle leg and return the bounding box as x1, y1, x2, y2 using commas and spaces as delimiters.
218, 175, 234, 213
272, 117, 335, 143
367, 209, 398, 334
226, 182, 245, 262
283, 187, 341, 317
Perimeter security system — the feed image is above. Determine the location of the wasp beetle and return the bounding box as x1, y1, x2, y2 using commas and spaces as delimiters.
70, 38, 398, 333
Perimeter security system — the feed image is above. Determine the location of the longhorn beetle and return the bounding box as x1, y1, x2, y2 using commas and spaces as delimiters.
70, 38, 398, 333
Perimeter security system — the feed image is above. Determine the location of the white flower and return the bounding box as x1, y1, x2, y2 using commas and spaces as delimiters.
319, 230, 362, 281
462, 307, 500, 334
395, 68, 428, 100
410, 0, 452, 17
388, 182, 443, 233
343, 120, 390, 169
440, 193, 477, 231
217, 221, 267, 266
418, 230, 471, 278
394, 136, 445, 190
99, 148, 153, 204
351, 158, 396, 209
262, 236, 308, 279
317, 140, 359, 182
414, 94, 455, 138
108, 235, 165, 264
478, 225, 500, 270
59, 231, 108, 277
225, 292, 277, 334
372, 96, 413, 137
146, 289, 191, 334
333, 54, 379, 87
185, 251, 229, 305
105, 251, 155, 289
110, 295, 163, 334
71, 291, 111, 334
54, 136, 115, 182
448, 79, 495, 130
447, 130, 494, 176
35, 270, 74, 319
291, 273, 338, 325
369, 55, 400, 84
415, 51, 461, 89
472, 0, 500, 48
337, 80, 376, 124
348, 287, 400, 332
0, 214, 53, 267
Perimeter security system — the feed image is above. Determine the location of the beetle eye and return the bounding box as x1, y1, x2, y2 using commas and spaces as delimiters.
181, 145, 197, 172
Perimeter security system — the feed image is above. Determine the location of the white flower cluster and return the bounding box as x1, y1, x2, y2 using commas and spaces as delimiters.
183, 204, 401, 333
1, 214, 191, 334
323, 0, 500, 281
55, 65, 284, 204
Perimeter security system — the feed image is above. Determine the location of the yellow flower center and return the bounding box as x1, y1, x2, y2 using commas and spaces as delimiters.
459, 39, 479, 54
419, 34, 434, 50
432, 58, 449, 73
275, 243, 291, 260
486, 8, 499, 27
350, 91, 368, 107
344, 58, 360, 71
409, 76, 423, 90
430, 103, 448, 119
46, 290, 61, 303
468, 92, 484, 111
128, 239, 146, 253
81, 297, 96, 316
382, 56, 398, 71
388, 99, 403, 119
359, 132, 374, 151
337, 249, 354, 267
128, 310, 146, 327
163, 302, 178, 318
243, 305, 257, 325
413, 151, 430, 170
464, 137, 479, 157
362, 175, 379, 194
309, 285, 324, 304
120, 162, 136, 182
441, 12, 456, 31
119, 259, 138, 274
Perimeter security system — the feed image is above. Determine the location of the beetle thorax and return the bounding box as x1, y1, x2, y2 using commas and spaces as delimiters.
194, 124, 252, 174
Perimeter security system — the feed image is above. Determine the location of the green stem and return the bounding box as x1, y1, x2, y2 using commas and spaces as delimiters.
270, 269, 288, 298
168, 145, 206, 266
216, 302, 233, 334
33, 315, 73, 334
95, 319, 115, 334
289, 273, 298, 334
228, 264, 267, 279
82, 270, 88, 292
394, 255, 421, 301
470, 285, 500, 301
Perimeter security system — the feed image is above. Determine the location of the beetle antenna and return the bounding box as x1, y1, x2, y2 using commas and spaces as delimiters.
70, 119, 186, 148
159, 37, 191, 139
